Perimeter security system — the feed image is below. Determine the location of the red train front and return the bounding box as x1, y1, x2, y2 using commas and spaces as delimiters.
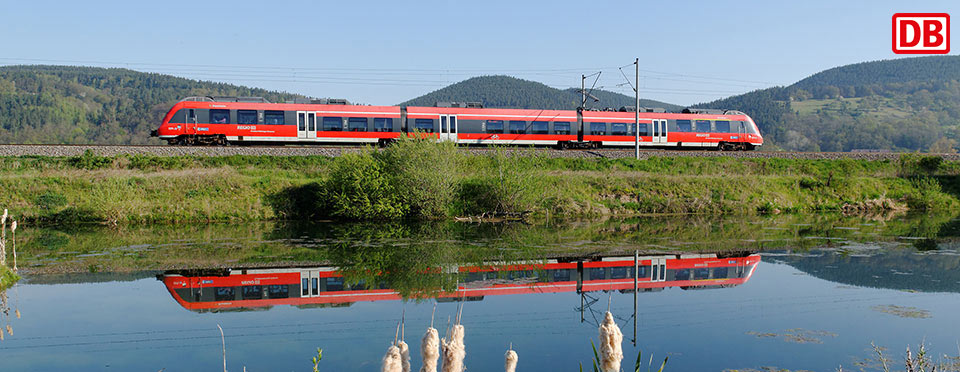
152, 96, 763, 150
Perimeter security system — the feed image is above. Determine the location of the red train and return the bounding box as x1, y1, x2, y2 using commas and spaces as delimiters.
151, 97, 764, 150
159, 253, 761, 312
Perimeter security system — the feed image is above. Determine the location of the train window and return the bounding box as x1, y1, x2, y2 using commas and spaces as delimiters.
637, 265, 649, 278
348, 117, 368, 132
241, 285, 263, 300
214, 287, 235, 301
265, 111, 285, 125
267, 285, 289, 299
210, 109, 229, 124
415, 118, 435, 133
674, 268, 690, 281
486, 120, 504, 134
714, 267, 729, 278
325, 277, 344, 291
509, 121, 526, 134
531, 121, 549, 134
238, 110, 257, 125
694, 268, 710, 280
552, 269, 572, 282
637, 123, 649, 137
309, 114, 316, 131
301, 278, 309, 296
695, 120, 712, 133
298, 113, 305, 131
611, 123, 627, 136
323, 117, 342, 131
554, 122, 571, 135
188, 109, 196, 122
374, 118, 394, 132
676, 120, 692, 132
611, 266, 628, 279
715, 120, 730, 133
589, 122, 606, 135
311, 278, 318, 295
589, 267, 606, 280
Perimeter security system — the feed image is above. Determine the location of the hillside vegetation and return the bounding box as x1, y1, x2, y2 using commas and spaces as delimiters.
400, 75, 681, 111
0, 65, 303, 144
697, 56, 960, 153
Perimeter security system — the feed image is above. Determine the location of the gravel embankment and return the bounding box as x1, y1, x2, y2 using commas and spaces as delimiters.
1, 144, 958, 161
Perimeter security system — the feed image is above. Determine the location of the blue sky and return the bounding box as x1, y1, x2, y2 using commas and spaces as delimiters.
1, 0, 956, 106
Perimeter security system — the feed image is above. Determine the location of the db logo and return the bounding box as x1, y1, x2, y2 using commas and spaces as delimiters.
893, 13, 950, 54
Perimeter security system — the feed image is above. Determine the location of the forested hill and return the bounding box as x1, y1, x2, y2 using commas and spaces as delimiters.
696, 56, 960, 152
400, 75, 681, 111
0, 65, 303, 144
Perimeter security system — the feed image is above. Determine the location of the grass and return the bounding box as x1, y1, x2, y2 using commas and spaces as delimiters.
0, 145, 957, 224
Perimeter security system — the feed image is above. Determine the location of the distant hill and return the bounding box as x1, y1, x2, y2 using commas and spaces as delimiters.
696, 56, 960, 152
0, 65, 304, 144
400, 75, 681, 111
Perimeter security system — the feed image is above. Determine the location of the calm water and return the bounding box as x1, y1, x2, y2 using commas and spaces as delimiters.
2, 214, 960, 371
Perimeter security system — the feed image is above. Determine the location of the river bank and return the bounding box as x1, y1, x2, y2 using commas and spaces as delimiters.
0, 143, 957, 224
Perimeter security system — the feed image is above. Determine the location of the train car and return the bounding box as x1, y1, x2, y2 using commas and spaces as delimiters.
160, 253, 761, 312
151, 97, 764, 150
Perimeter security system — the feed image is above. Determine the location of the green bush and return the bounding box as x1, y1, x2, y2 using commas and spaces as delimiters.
377, 137, 461, 218
68, 150, 113, 170
322, 152, 407, 220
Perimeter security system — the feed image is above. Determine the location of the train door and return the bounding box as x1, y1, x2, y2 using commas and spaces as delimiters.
297, 111, 308, 140
300, 270, 319, 298
652, 119, 668, 145
307, 112, 317, 139
186, 109, 197, 135
650, 258, 667, 282
439, 115, 457, 142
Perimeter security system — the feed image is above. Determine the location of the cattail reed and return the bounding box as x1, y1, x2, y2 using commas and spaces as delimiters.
398, 340, 411, 372
420, 327, 440, 372
382, 344, 403, 372
1, 208, 7, 267
440, 324, 465, 372
440, 302, 466, 372
599, 311, 623, 372
504, 348, 518, 372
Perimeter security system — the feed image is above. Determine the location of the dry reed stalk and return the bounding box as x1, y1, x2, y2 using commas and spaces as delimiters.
217, 324, 227, 372
10, 220, 16, 272
382, 345, 403, 372
598, 311, 623, 372
505, 348, 518, 372
1, 209, 7, 267
420, 327, 440, 372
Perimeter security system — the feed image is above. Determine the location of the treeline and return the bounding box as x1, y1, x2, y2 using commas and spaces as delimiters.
696, 56, 960, 152
400, 75, 680, 110
0, 65, 302, 144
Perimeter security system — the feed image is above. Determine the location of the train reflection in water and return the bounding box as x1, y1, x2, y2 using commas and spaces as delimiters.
159, 253, 760, 312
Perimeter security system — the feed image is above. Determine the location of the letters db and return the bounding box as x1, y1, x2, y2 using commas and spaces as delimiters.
893, 13, 950, 54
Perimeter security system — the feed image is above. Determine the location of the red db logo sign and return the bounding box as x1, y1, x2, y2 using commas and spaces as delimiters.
893, 13, 950, 54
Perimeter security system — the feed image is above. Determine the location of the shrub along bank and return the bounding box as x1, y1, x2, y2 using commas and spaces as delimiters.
0, 142, 956, 224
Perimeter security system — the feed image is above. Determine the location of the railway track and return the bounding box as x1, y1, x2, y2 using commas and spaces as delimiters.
0, 143, 957, 161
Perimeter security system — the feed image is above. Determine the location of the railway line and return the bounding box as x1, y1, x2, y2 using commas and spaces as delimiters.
0, 143, 957, 161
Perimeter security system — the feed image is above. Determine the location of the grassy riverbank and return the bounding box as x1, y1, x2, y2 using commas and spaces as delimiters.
0, 142, 957, 224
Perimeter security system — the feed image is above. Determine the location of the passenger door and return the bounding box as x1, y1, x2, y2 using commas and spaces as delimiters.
650, 258, 667, 282
300, 270, 319, 298
652, 119, 668, 145
439, 115, 457, 142
297, 111, 308, 139
307, 112, 317, 139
